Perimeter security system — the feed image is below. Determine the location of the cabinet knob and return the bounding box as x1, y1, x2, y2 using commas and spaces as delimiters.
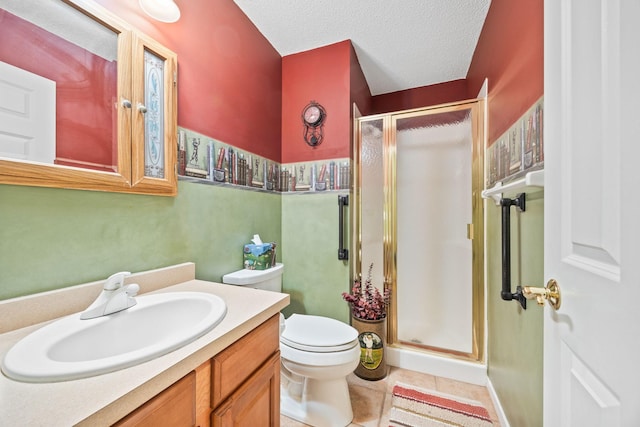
121, 98, 132, 109
137, 103, 147, 114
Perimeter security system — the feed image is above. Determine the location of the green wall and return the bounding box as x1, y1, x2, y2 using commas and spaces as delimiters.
0, 180, 348, 325
0, 181, 281, 300
281, 192, 350, 323
486, 191, 544, 427
2, 171, 543, 427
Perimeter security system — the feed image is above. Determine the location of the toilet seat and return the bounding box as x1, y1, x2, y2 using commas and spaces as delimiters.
280, 339, 361, 367
281, 314, 358, 353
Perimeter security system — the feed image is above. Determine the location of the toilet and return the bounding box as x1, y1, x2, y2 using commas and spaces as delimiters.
222, 264, 360, 427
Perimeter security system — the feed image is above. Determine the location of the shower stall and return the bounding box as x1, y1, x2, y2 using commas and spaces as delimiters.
352, 99, 486, 382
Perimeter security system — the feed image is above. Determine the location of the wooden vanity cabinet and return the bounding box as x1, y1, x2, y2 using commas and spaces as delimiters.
114, 314, 281, 427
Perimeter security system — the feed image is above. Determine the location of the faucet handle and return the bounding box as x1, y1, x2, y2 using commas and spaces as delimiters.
104, 271, 131, 291
125, 283, 140, 297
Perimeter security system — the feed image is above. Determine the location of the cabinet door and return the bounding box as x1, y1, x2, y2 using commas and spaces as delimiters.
130, 32, 178, 196
113, 371, 195, 427
211, 315, 280, 408
212, 352, 280, 427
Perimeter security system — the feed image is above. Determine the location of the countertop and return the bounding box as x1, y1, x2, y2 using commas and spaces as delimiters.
0, 263, 289, 426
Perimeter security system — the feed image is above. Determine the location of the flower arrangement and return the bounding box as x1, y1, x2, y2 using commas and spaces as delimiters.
342, 263, 391, 320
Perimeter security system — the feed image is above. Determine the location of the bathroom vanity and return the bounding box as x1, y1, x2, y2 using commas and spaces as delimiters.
0, 263, 288, 426
115, 315, 281, 426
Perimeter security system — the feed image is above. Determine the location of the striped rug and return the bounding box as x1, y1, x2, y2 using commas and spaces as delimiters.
390, 383, 493, 426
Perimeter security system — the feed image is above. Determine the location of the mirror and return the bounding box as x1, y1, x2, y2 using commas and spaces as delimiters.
0, 0, 119, 172
0, 0, 178, 195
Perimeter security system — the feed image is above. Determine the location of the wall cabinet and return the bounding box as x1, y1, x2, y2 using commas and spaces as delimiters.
0, 0, 177, 196
115, 315, 281, 427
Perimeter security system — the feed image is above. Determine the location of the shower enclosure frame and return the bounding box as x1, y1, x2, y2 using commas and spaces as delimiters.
352, 98, 486, 363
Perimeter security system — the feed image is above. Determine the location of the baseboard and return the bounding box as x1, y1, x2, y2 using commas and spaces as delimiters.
486, 377, 510, 427
386, 347, 487, 386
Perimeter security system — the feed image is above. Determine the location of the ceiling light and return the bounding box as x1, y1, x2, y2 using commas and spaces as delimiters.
139, 0, 181, 23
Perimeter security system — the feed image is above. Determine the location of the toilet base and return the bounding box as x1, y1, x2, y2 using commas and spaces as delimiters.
281, 376, 354, 427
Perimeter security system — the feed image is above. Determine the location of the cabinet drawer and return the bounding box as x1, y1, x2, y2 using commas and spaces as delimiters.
211, 314, 279, 408
113, 371, 195, 427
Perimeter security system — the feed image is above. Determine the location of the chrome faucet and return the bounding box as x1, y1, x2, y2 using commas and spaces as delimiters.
80, 271, 140, 320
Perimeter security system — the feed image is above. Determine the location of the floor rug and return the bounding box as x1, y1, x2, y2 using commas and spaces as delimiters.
390, 383, 493, 426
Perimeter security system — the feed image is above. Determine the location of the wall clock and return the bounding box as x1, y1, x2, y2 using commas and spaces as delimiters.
301, 101, 326, 147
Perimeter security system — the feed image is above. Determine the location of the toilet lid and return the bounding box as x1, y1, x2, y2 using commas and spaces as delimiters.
281, 314, 358, 353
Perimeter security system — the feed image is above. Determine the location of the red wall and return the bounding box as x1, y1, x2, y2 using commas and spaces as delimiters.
466, 0, 543, 145
280, 40, 471, 163
85, 0, 541, 162
0, 10, 116, 170
350, 44, 372, 117
281, 41, 353, 163
371, 79, 468, 115
95, 0, 282, 161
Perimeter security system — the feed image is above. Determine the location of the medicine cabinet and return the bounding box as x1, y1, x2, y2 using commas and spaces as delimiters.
0, 0, 177, 196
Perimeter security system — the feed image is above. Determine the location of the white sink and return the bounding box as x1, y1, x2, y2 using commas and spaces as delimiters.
1, 292, 226, 383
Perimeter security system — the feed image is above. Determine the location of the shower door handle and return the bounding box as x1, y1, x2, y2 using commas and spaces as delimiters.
338, 195, 349, 260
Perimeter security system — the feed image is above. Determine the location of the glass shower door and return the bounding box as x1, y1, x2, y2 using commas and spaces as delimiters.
394, 108, 474, 354
355, 99, 484, 361
358, 118, 385, 292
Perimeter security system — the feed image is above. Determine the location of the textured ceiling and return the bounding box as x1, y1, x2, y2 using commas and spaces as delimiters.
232, 0, 491, 96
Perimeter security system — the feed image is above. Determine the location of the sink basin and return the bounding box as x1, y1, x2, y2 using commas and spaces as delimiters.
2, 292, 226, 383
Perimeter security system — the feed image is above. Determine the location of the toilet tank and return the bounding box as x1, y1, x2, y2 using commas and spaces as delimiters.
222, 263, 284, 292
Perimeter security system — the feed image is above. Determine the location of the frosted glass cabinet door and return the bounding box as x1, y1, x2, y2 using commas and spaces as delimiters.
143, 50, 165, 179
131, 33, 177, 195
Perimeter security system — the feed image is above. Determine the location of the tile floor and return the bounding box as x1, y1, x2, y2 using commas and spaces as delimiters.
280, 366, 501, 427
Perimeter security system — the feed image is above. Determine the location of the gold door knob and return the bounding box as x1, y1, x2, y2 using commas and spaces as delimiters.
523, 279, 561, 310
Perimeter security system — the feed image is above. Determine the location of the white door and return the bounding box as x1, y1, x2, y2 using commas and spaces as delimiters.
0, 61, 56, 163
544, 1, 640, 426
